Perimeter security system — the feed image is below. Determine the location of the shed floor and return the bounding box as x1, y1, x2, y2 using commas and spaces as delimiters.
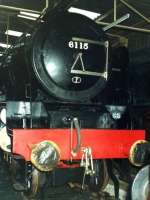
0, 162, 128, 200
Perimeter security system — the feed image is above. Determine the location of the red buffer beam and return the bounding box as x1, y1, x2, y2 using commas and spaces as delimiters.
13, 129, 145, 161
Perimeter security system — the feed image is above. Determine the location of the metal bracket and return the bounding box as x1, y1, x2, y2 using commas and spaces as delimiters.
80, 147, 95, 175
96, 0, 150, 33
119, 0, 150, 24
80, 147, 95, 189
103, 13, 130, 31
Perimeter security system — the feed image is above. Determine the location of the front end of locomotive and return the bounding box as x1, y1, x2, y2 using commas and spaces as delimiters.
0, 11, 147, 199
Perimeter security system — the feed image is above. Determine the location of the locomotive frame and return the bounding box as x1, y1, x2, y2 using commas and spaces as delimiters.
0, 10, 148, 199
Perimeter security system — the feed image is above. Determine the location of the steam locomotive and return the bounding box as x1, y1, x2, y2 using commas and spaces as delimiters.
0, 11, 146, 199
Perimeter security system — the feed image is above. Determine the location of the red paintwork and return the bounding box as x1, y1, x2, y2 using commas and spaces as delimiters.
58, 162, 80, 168
13, 129, 145, 161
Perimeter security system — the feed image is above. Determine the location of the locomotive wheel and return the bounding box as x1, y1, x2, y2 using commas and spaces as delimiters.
131, 165, 150, 200
22, 168, 46, 200
10, 157, 25, 191
88, 160, 109, 192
